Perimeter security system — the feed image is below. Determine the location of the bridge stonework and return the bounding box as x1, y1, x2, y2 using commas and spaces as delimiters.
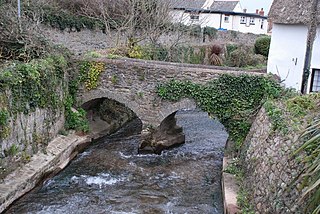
77, 58, 264, 153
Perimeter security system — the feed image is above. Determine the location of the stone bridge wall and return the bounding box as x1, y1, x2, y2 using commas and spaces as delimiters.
78, 58, 265, 153
77, 58, 265, 128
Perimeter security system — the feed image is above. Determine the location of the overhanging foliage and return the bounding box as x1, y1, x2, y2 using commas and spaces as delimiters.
156, 74, 282, 151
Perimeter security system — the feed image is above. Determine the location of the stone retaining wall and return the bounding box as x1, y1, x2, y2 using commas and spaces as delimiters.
243, 107, 304, 213
0, 133, 90, 213
42, 26, 262, 55
0, 108, 65, 178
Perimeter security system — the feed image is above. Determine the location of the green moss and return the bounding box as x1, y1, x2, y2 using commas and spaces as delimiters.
111, 75, 118, 84
237, 187, 255, 214
0, 109, 9, 126
5, 144, 19, 157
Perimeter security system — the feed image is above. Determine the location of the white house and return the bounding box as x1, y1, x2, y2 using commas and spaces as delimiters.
267, 0, 320, 93
170, 0, 268, 35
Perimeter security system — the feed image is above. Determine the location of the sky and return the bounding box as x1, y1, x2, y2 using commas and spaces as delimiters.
240, 0, 274, 14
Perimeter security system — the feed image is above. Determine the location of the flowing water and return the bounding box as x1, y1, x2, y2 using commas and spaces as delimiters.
5, 110, 228, 214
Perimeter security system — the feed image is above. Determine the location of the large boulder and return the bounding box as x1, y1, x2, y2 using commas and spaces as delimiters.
139, 112, 185, 154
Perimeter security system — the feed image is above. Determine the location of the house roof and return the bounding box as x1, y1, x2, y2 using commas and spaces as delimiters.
169, 0, 207, 9
184, 9, 267, 19
210, 1, 238, 11
269, 0, 320, 24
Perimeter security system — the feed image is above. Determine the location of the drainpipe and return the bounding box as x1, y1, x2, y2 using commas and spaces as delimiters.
301, 0, 319, 94
219, 13, 222, 29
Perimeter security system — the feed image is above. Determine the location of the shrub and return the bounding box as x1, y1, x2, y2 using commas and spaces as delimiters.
228, 46, 252, 67
227, 46, 265, 68
64, 96, 89, 133
247, 54, 266, 67
254, 36, 271, 57
210, 44, 223, 55
203, 27, 217, 38
190, 25, 202, 37
209, 44, 223, 66
226, 44, 238, 56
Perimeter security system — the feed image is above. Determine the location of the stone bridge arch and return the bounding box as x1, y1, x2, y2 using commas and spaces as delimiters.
78, 88, 197, 129
78, 89, 197, 154
77, 58, 264, 153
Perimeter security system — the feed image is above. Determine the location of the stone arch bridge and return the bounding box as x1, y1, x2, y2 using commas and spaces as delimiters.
77, 58, 265, 153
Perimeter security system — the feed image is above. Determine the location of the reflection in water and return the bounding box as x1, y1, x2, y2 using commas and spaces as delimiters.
5, 110, 228, 214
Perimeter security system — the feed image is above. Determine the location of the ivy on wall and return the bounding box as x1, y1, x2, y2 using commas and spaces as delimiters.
264, 92, 320, 134
157, 74, 282, 151
0, 55, 68, 139
62, 60, 106, 133
80, 61, 106, 90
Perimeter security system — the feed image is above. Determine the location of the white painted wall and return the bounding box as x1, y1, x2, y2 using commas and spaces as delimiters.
201, 13, 222, 28
237, 17, 267, 34
267, 24, 308, 91
170, 10, 190, 25
170, 10, 268, 35
310, 27, 320, 69
201, 13, 267, 34
308, 27, 320, 92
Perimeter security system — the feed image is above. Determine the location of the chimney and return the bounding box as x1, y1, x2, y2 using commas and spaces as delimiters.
259, 8, 265, 16
243, 8, 247, 13
256, 9, 259, 14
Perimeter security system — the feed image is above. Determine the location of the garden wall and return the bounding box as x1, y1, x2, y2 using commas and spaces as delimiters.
42, 27, 261, 55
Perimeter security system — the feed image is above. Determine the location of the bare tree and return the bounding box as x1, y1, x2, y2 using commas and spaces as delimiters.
0, 0, 52, 61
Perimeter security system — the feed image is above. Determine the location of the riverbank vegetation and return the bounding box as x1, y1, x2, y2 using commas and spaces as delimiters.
265, 93, 320, 214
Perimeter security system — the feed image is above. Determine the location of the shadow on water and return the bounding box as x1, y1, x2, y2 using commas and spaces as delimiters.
4, 109, 228, 214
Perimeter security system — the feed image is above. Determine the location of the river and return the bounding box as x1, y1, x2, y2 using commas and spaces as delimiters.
4, 110, 228, 214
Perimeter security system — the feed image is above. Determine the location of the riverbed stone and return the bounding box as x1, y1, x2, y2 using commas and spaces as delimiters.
139, 112, 185, 154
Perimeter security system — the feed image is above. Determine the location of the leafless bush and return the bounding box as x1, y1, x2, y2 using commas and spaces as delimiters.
52, 0, 173, 46
0, 0, 52, 61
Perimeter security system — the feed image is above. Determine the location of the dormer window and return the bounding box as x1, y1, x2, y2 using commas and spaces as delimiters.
250, 17, 255, 25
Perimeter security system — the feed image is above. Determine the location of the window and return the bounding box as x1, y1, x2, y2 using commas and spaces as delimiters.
190, 13, 199, 21
240, 16, 246, 24
261, 19, 264, 29
310, 69, 320, 92
249, 17, 255, 25
224, 15, 230, 23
